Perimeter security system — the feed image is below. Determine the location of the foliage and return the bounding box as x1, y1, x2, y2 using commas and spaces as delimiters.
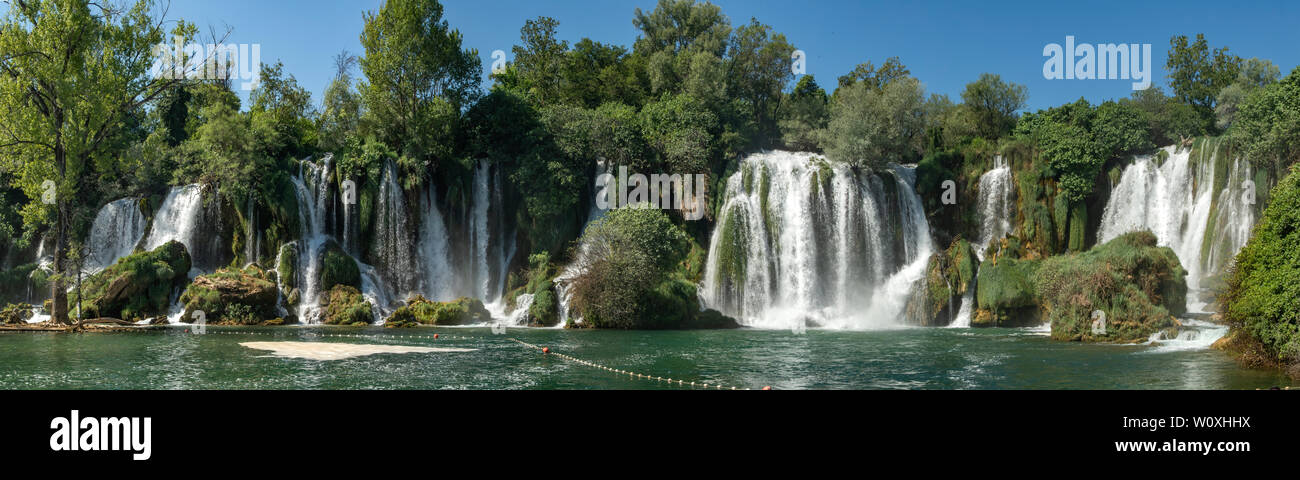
75, 241, 192, 321
823, 77, 926, 169
1036, 231, 1187, 342
779, 75, 828, 151
1224, 164, 1300, 373
322, 285, 373, 325
1166, 34, 1241, 121
960, 73, 1028, 140
359, 0, 479, 177
1227, 67, 1300, 171
568, 207, 693, 328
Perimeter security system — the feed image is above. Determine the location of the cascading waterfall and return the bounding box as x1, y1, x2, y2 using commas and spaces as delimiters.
144, 184, 204, 275
1098, 143, 1257, 313
84, 198, 147, 274
417, 183, 453, 301
291, 157, 332, 324
701, 151, 932, 330
975, 155, 1014, 258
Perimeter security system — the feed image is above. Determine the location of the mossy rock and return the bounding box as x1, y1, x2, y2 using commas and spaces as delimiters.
73, 240, 191, 321
1, 303, 32, 324
386, 295, 489, 326
319, 241, 360, 291
1036, 231, 1187, 343
277, 243, 299, 292
528, 288, 558, 327
906, 237, 979, 326
179, 264, 280, 325
321, 285, 374, 326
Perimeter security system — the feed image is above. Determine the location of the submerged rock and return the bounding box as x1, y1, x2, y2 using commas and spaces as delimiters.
179, 264, 281, 325
74, 240, 191, 321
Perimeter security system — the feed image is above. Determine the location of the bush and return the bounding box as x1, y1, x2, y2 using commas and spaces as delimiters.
1223, 164, 1300, 375
322, 285, 373, 325
73, 241, 191, 321
1036, 231, 1187, 342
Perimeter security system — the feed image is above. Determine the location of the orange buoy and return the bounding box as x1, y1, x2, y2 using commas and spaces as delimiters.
762, 386, 772, 391
542, 347, 550, 354
433, 333, 439, 339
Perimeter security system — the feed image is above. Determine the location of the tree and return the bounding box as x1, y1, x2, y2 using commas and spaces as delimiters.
1215, 58, 1280, 129
640, 93, 719, 174
319, 51, 362, 153
779, 75, 828, 151
1166, 34, 1241, 115
561, 39, 644, 108
824, 77, 927, 169
0, 0, 189, 324
837, 56, 910, 91
1124, 87, 1204, 146
359, 0, 480, 181
511, 17, 569, 105
1228, 67, 1300, 171
726, 18, 795, 147
249, 61, 315, 159
632, 0, 731, 96
960, 73, 1028, 140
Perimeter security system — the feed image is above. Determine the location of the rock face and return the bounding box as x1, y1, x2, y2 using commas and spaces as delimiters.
386, 295, 490, 326
1, 303, 32, 324
321, 285, 374, 325
179, 265, 281, 325
75, 240, 191, 321
906, 238, 978, 326
319, 241, 360, 291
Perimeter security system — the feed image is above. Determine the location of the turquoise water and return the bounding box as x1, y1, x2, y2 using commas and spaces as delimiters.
0, 326, 1292, 389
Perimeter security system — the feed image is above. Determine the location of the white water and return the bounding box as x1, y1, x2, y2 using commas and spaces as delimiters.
417, 183, 453, 300
1142, 319, 1229, 353
701, 151, 932, 330
975, 155, 1014, 259
84, 198, 147, 274
948, 288, 975, 328
143, 184, 204, 270
291, 157, 332, 324
1098, 144, 1256, 313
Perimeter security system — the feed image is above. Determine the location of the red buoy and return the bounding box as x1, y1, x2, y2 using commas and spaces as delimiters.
762, 386, 772, 391
542, 347, 550, 354
433, 334, 439, 339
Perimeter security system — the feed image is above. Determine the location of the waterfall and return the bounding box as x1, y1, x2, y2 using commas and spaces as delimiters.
371, 159, 418, 297
1098, 144, 1256, 312
144, 184, 204, 275
555, 160, 611, 327
417, 183, 453, 300
411, 159, 515, 315
84, 198, 147, 274
244, 195, 261, 265
975, 155, 1014, 259
701, 151, 933, 330
291, 157, 332, 324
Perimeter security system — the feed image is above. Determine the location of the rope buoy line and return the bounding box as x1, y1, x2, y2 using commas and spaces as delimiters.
507, 338, 762, 391
111, 326, 774, 390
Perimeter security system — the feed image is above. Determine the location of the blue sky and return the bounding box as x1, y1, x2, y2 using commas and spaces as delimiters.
163, 0, 1300, 111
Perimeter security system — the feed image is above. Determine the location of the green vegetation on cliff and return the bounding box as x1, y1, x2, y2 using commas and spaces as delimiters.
179, 264, 281, 325
1222, 165, 1300, 376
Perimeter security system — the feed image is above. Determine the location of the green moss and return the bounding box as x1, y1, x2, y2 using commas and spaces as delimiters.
322, 285, 373, 325
529, 289, 558, 326
73, 240, 191, 321
277, 243, 298, 292
1037, 231, 1187, 343
319, 242, 360, 291
179, 264, 280, 325
387, 295, 489, 326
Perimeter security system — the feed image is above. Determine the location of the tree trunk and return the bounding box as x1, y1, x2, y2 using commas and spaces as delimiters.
50, 140, 70, 325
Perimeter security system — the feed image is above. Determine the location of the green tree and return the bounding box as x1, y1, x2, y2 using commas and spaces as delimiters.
1214, 58, 1280, 129
824, 77, 927, 169
726, 18, 795, 147
779, 75, 828, 151
1228, 67, 1300, 171
1166, 34, 1241, 115
561, 39, 645, 108
318, 51, 362, 153
359, 0, 480, 181
511, 17, 569, 105
632, 0, 731, 96
0, 0, 186, 324
249, 61, 315, 160
837, 56, 910, 91
960, 73, 1028, 140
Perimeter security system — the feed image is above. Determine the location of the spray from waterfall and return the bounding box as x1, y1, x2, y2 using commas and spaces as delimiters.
84, 198, 147, 274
